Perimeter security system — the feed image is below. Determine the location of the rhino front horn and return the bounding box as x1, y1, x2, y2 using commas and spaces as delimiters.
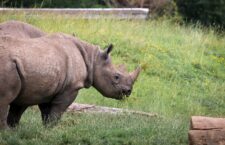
130, 66, 141, 83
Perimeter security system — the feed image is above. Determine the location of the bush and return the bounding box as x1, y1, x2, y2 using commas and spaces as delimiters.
147, 0, 178, 18
175, 0, 225, 28
104, 0, 179, 18
0, 0, 106, 8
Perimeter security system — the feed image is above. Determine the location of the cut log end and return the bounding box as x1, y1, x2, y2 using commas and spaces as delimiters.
190, 116, 225, 130
189, 116, 225, 145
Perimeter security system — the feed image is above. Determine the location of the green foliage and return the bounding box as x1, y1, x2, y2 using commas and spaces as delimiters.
0, 13, 225, 144
0, 108, 188, 145
0, 0, 106, 8
175, 0, 225, 28
140, 0, 180, 19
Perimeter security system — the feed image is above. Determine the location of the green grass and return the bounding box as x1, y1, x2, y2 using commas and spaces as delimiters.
0, 13, 225, 145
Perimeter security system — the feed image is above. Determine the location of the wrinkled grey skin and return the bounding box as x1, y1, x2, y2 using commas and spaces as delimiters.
0, 21, 140, 129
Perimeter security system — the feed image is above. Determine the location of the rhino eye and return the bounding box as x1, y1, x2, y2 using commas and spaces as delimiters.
114, 74, 120, 82
115, 75, 119, 80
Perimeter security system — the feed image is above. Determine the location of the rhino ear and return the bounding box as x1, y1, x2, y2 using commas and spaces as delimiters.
106, 44, 113, 54
102, 44, 113, 60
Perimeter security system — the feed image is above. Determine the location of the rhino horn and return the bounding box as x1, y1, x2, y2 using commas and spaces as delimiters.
118, 64, 127, 72
130, 66, 141, 83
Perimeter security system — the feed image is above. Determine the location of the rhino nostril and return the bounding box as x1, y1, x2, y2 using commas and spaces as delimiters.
122, 89, 126, 94
122, 89, 131, 96
127, 89, 131, 95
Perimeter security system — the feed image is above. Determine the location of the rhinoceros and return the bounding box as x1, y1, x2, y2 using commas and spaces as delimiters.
0, 22, 140, 129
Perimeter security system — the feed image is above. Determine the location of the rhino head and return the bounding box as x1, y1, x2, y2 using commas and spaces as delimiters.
93, 44, 141, 100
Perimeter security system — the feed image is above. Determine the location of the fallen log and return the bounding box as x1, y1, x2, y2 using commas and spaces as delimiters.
189, 116, 225, 145
67, 103, 157, 117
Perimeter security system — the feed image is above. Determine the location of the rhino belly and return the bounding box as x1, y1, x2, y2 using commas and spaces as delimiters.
13, 74, 63, 105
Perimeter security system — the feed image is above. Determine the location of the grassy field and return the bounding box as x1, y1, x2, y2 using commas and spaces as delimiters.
0, 13, 225, 145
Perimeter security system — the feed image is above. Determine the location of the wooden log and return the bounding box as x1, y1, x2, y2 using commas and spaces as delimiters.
189, 116, 225, 145
189, 130, 225, 145
67, 103, 157, 117
190, 116, 225, 130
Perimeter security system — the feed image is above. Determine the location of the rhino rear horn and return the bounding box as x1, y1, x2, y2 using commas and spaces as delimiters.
118, 64, 127, 72
102, 44, 113, 60
130, 66, 141, 83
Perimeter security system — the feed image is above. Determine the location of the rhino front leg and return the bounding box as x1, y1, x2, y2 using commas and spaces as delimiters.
39, 91, 78, 126
38, 103, 51, 125
7, 104, 27, 127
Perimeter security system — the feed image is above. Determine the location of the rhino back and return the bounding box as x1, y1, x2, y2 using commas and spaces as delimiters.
0, 35, 87, 105
0, 20, 46, 38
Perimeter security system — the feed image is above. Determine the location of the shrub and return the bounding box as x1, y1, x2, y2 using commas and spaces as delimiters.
0, 0, 105, 8
104, 0, 179, 18
147, 0, 178, 18
175, 0, 225, 28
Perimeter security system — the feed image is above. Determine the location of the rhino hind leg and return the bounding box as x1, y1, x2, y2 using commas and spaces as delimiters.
0, 61, 22, 129
7, 104, 27, 127
0, 106, 9, 129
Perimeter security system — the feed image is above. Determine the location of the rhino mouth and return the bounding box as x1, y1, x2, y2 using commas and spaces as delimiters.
111, 83, 131, 100
120, 91, 131, 98
108, 90, 130, 100
117, 88, 132, 100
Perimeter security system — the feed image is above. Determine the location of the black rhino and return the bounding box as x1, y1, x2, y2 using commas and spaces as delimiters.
0, 21, 140, 129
